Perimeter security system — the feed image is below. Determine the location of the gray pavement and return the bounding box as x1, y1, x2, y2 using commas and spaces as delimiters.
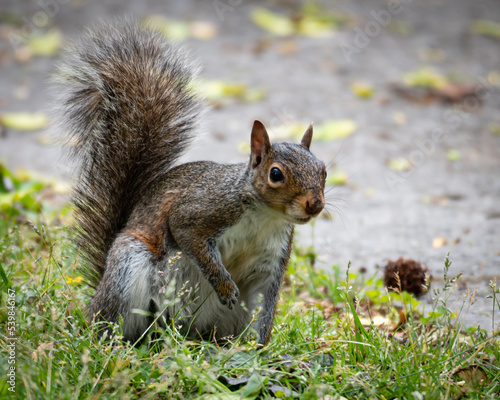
1, 0, 499, 332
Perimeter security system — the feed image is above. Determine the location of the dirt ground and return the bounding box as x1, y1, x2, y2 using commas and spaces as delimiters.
1, 0, 499, 331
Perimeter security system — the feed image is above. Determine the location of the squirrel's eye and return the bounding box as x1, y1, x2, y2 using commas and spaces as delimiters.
269, 167, 284, 183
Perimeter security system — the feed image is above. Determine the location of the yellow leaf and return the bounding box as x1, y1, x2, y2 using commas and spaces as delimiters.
243, 87, 267, 103
237, 142, 251, 154
297, 17, 335, 38
271, 120, 356, 141
446, 149, 461, 161
270, 122, 307, 140
143, 15, 189, 40
490, 123, 500, 136
403, 67, 448, 89
28, 29, 62, 56
387, 158, 411, 171
351, 82, 374, 99
201, 80, 247, 99
326, 169, 348, 186
251, 8, 295, 37
315, 120, 356, 140
1, 112, 49, 131
470, 19, 500, 39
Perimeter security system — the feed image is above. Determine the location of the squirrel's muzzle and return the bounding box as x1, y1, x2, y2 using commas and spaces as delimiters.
305, 195, 325, 216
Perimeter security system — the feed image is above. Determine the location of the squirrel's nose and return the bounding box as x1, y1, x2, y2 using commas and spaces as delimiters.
305, 196, 325, 216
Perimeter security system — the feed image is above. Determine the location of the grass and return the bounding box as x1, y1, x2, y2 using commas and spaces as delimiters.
0, 166, 499, 399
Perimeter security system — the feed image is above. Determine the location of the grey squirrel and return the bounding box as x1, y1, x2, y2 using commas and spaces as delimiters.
56, 20, 326, 345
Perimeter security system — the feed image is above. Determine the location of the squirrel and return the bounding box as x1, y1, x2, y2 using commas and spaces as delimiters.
55, 20, 326, 345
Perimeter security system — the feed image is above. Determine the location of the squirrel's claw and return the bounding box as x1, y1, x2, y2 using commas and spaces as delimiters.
216, 278, 240, 309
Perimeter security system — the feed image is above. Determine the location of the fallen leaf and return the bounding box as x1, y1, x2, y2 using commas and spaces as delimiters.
436, 83, 479, 103
387, 20, 413, 35
143, 15, 190, 40
470, 19, 500, 39
297, 16, 335, 38
417, 47, 446, 63
242, 87, 267, 103
390, 82, 481, 105
13, 46, 33, 62
251, 8, 295, 37
28, 29, 62, 56
364, 188, 376, 197
31, 342, 53, 362
1, 112, 49, 131
402, 67, 448, 89
393, 111, 407, 125
446, 149, 461, 161
271, 120, 355, 141
387, 158, 411, 171
237, 142, 251, 154
251, 4, 344, 38
452, 365, 488, 390
489, 123, 500, 136
487, 70, 500, 86
278, 39, 298, 55
432, 236, 447, 249
200, 80, 266, 104
189, 21, 218, 40
351, 82, 374, 99
326, 168, 348, 186
315, 119, 356, 140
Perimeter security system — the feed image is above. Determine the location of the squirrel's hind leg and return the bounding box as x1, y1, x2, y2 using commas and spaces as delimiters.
90, 234, 165, 343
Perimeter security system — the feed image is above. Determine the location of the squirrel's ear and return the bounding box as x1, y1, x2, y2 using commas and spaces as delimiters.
300, 123, 313, 150
250, 120, 271, 169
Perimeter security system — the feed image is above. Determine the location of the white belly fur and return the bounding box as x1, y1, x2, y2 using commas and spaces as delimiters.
166, 207, 291, 340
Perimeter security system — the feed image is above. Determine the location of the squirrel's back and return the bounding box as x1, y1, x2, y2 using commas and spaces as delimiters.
55, 20, 204, 287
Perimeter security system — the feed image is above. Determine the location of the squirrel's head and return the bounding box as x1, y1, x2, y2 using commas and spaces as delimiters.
249, 120, 326, 225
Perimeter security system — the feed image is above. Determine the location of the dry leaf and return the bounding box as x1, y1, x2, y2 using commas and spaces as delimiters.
402, 67, 448, 89
315, 120, 356, 140
326, 168, 348, 186
432, 236, 447, 249
278, 39, 298, 55
393, 111, 407, 125
387, 158, 411, 171
470, 19, 500, 39
29, 29, 62, 56
452, 365, 488, 390
143, 15, 190, 40
1, 112, 49, 131
190, 21, 218, 40
31, 342, 53, 362
251, 8, 295, 37
446, 149, 461, 161
351, 82, 374, 99
489, 123, 500, 136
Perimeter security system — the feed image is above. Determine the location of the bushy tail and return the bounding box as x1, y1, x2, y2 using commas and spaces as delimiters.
55, 20, 203, 287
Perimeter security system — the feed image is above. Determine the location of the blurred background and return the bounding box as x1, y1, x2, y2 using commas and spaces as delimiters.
1, 0, 499, 330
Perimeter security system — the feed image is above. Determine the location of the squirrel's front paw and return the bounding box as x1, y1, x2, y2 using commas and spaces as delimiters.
216, 278, 240, 310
